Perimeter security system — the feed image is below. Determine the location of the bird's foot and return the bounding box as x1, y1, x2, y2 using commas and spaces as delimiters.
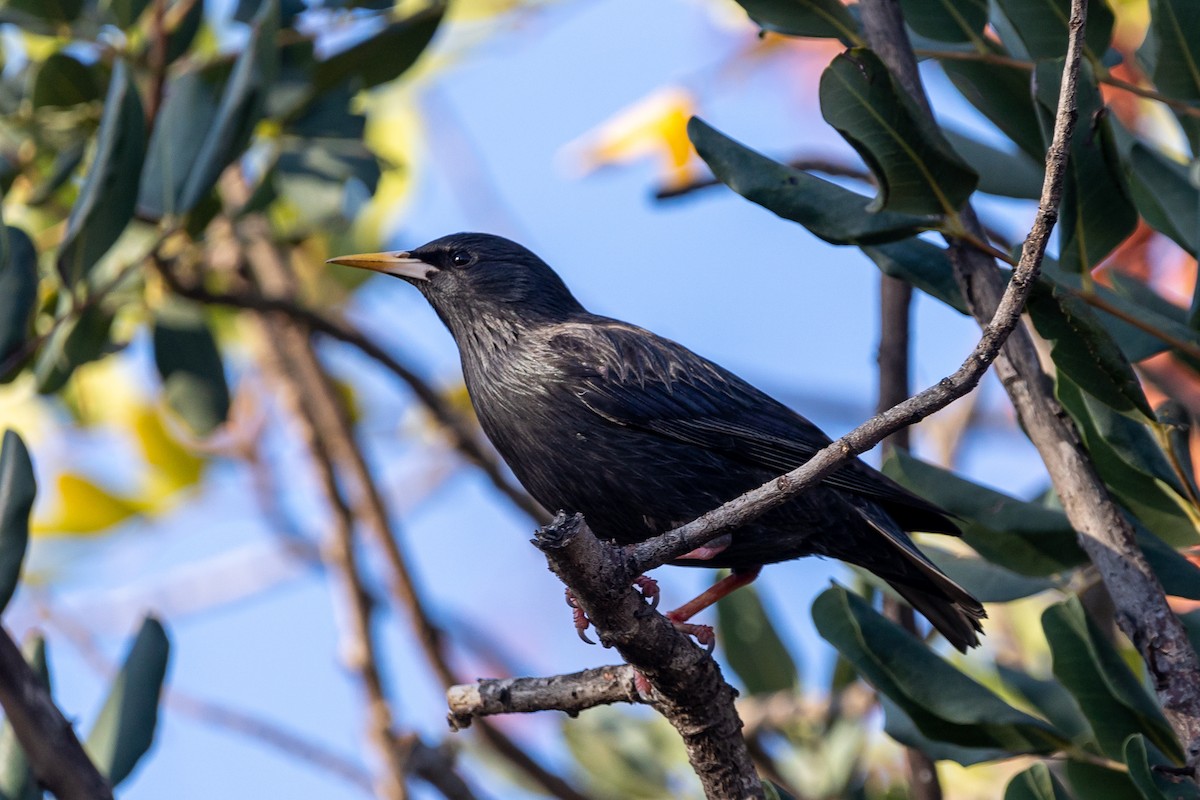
633, 575, 660, 609
668, 619, 716, 652
676, 534, 732, 561
565, 588, 595, 645
633, 670, 653, 698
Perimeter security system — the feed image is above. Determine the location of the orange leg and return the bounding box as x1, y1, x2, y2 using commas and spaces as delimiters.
665, 566, 763, 624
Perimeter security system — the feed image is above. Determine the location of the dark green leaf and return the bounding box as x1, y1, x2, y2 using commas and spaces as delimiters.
729, 0, 862, 42
813, 586, 1068, 753
138, 0, 278, 218
1139, 0, 1200, 103
715, 579, 798, 695
32, 52, 100, 108
1034, 60, 1137, 273
1066, 760, 1147, 800
1004, 763, 1072, 800
1043, 597, 1182, 762
313, 6, 444, 93
820, 48, 978, 216
85, 616, 170, 786
997, 664, 1094, 744
0, 636, 47, 800
899, 0, 987, 44
101, 0, 151, 27
994, 0, 1114, 58
881, 695, 1013, 764
0, 226, 38, 378
33, 299, 116, 394
1128, 143, 1198, 257
1055, 377, 1199, 547
0, 431, 33, 615
689, 118, 938, 245
57, 60, 145, 287
942, 128, 1042, 199
1126, 734, 1200, 800
153, 302, 230, 437
163, 0, 205, 65
882, 450, 1087, 576
922, 546, 1056, 602
941, 54, 1044, 159
1133, 524, 1200, 600
28, 139, 85, 206
861, 237, 967, 313
1, 0, 84, 22
1025, 278, 1154, 418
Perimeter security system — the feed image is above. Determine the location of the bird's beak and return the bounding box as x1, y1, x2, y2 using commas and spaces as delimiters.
325, 251, 437, 282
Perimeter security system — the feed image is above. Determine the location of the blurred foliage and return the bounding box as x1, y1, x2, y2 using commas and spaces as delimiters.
0, 0, 1200, 798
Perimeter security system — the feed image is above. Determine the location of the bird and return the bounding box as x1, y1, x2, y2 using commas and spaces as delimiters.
328, 233, 986, 651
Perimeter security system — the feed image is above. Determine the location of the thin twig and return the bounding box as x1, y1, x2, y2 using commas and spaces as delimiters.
447, 665, 643, 729
0, 625, 113, 800
879, 0, 1200, 774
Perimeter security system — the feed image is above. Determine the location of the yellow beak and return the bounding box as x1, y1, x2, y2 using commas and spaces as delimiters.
325, 252, 437, 281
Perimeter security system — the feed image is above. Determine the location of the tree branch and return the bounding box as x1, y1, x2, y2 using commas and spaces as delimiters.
447, 665, 643, 730
535, 513, 764, 800
0, 625, 113, 800
864, 0, 1200, 774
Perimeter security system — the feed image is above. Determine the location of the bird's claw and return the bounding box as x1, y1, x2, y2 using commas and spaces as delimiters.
565, 588, 596, 645
633, 670, 653, 698
633, 575, 660, 610
670, 620, 716, 653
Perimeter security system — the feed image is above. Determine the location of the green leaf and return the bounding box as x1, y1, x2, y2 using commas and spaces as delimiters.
941, 53, 1045, 159
0, 226, 38, 378
85, 616, 170, 786
729, 0, 862, 43
994, 0, 1114, 58
562, 708, 681, 799
32, 52, 101, 108
899, 0, 987, 44
153, 302, 231, 437
1004, 763, 1072, 800
997, 664, 1094, 744
1066, 759, 1147, 800
1138, 523, 1200, 600
715, 579, 798, 695
100, 0, 151, 27
1126, 734, 1200, 800
922, 546, 1056, 602
28, 139, 86, 206
819, 48, 978, 216
1034, 60, 1137, 273
33, 299, 116, 394
138, 0, 278, 218
1, 0, 83, 22
1055, 377, 1199, 547
813, 585, 1068, 754
882, 450, 1087, 576
313, 5, 444, 93
163, 0, 205, 65
1128, 143, 1198, 258
881, 695, 1013, 764
1024, 278, 1154, 419
1139, 0, 1200, 103
942, 128, 1042, 200
861, 237, 967, 313
0, 636, 47, 800
57, 60, 146, 288
0, 431, 33, 615
1043, 597, 1182, 762
689, 118, 937, 245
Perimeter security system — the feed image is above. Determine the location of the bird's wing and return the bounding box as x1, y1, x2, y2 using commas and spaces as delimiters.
549, 320, 957, 533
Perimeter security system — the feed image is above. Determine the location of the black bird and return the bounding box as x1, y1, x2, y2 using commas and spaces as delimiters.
329, 233, 986, 650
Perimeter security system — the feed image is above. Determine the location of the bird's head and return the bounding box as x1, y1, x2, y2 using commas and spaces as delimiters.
327, 233, 586, 343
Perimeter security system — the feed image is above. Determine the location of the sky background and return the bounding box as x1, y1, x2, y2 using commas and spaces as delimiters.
3, 1, 1052, 797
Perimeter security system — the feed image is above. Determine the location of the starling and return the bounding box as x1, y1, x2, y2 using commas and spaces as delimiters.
329, 233, 985, 650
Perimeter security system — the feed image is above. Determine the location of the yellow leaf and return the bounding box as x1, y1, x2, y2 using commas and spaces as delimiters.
133, 405, 205, 498
562, 87, 699, 189
34, 473, 142, 536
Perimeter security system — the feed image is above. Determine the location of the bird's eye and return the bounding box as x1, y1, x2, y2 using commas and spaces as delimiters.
450, 250, 472, 267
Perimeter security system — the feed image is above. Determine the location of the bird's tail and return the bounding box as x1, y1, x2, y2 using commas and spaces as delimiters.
846, 499, 987, 652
